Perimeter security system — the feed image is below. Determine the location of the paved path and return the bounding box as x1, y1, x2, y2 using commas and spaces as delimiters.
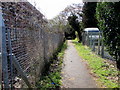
61, 40, 97, 88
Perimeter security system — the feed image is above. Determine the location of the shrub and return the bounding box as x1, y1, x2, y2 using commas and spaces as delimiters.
96, 2, 120, 70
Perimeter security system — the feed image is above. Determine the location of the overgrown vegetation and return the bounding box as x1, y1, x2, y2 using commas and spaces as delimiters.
64, 24, 76, 40
73, 39, 119, 88
67, 14, 82, 42
96, 2, 120, 70
36, 42, 67, 89
82, 2, 97, 28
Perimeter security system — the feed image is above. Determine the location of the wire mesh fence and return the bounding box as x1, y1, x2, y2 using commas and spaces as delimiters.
0, 2, 64, 88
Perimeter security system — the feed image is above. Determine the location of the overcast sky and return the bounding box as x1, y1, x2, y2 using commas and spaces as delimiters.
27, 0, 83, 19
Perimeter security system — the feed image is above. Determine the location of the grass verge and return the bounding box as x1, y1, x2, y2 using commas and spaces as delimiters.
36, 41, 67, 89
72, 39, 119, 88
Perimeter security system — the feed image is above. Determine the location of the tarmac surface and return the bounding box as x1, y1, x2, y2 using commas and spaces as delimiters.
61, 40, 97, 88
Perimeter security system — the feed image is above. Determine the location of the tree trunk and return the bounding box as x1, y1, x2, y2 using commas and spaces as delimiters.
76, 30, 82, 43
116, 58, 120, 87
117, 60, 120, 71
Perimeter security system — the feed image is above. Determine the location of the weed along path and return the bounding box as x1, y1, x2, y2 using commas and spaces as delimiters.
61, 40, 97, 88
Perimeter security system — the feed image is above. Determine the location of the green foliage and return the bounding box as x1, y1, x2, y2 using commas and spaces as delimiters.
96, 2, 120, 69
73, 39, 119, 88
64, 24, 76, 39
68, 14, 79, 31
67, 14, 82, 42
82, 2, 97, 28
36, 42, 67, 89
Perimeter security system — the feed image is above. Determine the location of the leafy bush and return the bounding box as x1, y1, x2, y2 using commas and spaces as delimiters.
82, 2, 97, 28
64, 24, 76, 40
68, 14, 82, 42
96, 2, 120, 70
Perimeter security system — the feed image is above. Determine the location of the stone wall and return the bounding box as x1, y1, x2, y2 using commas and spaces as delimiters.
1, 2, 64, 88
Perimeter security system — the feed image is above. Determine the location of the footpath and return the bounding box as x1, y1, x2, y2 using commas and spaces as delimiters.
61, 40, 97, 88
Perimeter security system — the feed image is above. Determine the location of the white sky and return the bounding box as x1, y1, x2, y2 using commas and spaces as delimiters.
27, 0, 83, 19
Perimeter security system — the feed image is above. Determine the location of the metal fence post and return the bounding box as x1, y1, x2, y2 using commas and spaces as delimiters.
0, 52, 1, 89
98, 32, 101, 55
0, 6, 10, 88
90, 32, 92, 48
12, 55, 31, 88
87, 33, 89, 46
101, 31, 104, 58
0, 7, 2, 89
94, 33, 97, 52
92, 34, 95, 52
92, 42, 95, 52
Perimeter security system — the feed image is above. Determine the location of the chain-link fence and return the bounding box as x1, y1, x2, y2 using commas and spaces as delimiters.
0, 2, 64, 88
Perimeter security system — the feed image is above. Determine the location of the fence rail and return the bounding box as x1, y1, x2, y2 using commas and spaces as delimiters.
82, 30, 115, 60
